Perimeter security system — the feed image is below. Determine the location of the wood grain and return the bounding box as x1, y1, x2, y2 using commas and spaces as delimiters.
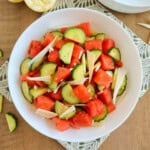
0, 0, 149, 149
100, 90, 150, 150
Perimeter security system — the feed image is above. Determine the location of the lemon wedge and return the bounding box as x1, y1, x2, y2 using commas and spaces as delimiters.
8, 0, 23, 3
24, 0, 56, 12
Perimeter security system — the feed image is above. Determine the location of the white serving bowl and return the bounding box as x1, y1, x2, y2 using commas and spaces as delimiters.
8, 8, 142, 142
99, 0, 150, 13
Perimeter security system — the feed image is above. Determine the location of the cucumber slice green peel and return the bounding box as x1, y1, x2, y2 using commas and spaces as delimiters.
29, 87, 48, 99
87, 84, 95, 98
88, 49, 102, 62
59, 42, 74, 64
72, 63, 85, 81
94, 105, 108, 122
95, 33, 105, 41
54, 101, 76, 119
50, 31, 63, 41
112, 68, 127, 104
64, 27, 86, 44
108, 48, 121, 61
61, 83, 80, 104
31, 56, 45, 71
60, 105, 76, 119
20, 58, 31, 75
117, 75, 127, 96
21, 81, 32, 103
40, 62, 57, 85
87, 49, 102, 82
5, 113, 17, 132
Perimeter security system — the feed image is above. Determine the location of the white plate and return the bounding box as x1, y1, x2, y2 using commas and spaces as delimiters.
99, 0, 150, 13
8, 8, 142, 142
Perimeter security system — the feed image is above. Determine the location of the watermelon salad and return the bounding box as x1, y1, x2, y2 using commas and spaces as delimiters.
20, 22, 127, 131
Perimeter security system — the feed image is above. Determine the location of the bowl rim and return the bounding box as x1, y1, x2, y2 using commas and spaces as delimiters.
114, 0, 150, 7
98, 0, 150, 13
8, 7, 143, 142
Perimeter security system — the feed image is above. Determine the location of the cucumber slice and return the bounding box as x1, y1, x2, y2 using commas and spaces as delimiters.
21, 81, 32, 103
61, 83, 80, 104
88, 49, 102, 62
31, 56, 44, 71
60, 106, 76, 119
0, 94, 3, 113
72, 63, 85, 81
48, 74, 58, 91
87, 84, 95, 98
55, 101, 67, 115
5, 113, 17, 132
86, 36, 95, 41
94, 105, 108, 122
117, 75, 127, 96
112, 68, 127, 104
40, 62, 57, 84
48, 80, 58, 91
108, 48, 121, 61
50, 31, 63, 41
54, 101, 76, 119
29, 87, 48, 99
92, 121, 104, 127
64, 27, 86, 44
0, 49, 4, 57
20, 58, 31, 75
95, 33, 105, 41
87, 50, 101, 82
59, 42, 74, 64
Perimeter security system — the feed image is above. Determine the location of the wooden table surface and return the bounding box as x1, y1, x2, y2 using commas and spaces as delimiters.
0, 1, 150, 150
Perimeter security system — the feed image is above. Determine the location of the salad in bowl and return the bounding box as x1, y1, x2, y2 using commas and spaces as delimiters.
8, 8, 142, 142
19, 22, 127, 131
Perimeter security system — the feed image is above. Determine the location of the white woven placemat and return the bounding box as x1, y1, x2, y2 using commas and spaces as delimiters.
0, 0, 150, 149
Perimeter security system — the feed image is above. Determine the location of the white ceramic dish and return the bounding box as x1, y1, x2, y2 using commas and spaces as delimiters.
8, 8, 142, 142
99, 0, 150, 13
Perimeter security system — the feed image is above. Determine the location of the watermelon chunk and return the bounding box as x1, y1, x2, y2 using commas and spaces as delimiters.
72, 111, 92, 127
93, 69, 112, 88
102, 39, 115, 53
48, 49, 61, 65
42, 32, 54, 47
86, 99, 105, 117
55, 67, 71, 83
85, 40, 102, 51
98, 88, 112, 105
34, 95, 54, 111
73, 85, 91, 103
76, 22, 91, 36
100, 54, 115, 70
28, 40, 43, 58
72, 44, 85, 59
52, 117, 70, 131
